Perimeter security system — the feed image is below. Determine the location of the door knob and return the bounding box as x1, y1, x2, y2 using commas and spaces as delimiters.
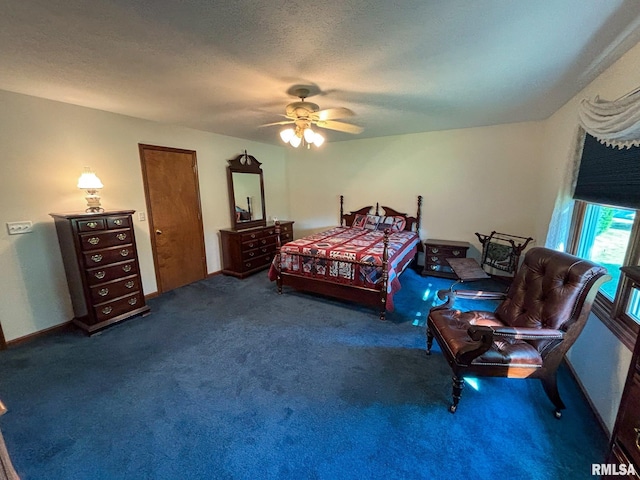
156, 229, 163, 235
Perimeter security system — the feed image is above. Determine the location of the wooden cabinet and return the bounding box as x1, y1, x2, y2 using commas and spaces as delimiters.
421, 239, 471, 279
606, 267, 640, 478
50, 210, 150, 333
220, 221, 294, 278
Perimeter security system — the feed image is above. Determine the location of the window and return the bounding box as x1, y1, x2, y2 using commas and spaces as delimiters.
568, 200, 640, 348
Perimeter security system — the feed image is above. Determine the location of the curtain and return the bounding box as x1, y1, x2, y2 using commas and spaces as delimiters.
578, 89, 640, 148
545, 87, 640, 250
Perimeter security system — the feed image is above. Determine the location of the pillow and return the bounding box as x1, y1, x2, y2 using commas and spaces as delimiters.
364, 214, 381, 230
377, 215, 406, 232
352, 214, 367, 229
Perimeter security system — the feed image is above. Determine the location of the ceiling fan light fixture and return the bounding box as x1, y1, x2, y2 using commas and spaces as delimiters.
303, 127, 316, 143
289, 135, 302, 148
312, 133, 325, 147
280, 128, 295, 143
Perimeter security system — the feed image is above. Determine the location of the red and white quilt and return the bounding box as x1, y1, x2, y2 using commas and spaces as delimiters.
268, 226, 419, 310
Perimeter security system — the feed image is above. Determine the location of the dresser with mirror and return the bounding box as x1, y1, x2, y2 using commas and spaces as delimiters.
220, 151, 293, 278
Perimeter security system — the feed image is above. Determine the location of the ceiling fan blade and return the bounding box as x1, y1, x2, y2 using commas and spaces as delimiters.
316, 120, 364, 134
314, 107, 355, 121
259, 120, 294, 127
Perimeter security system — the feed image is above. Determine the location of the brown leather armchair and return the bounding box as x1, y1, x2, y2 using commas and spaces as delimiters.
426, 247, 610, 417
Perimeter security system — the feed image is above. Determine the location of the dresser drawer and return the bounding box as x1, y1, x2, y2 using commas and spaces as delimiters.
78, 218, 106, 232
83, 245, 135, 267
615, 375, 640, 467
243, 236, 275, 250
89, 275, 141, 303
241, 229, 267, 243
86, 261, 138, 286
93, 292, 144, 323
242, 244, 275, 262
106, 216, 131, 229
79, 229, 133, 251
240, 253, 273, 272
425, 245, 466, 257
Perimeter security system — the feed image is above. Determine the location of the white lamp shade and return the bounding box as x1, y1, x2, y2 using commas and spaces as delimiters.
303, 128, 316, 143
313, 133, 325, 147
77, 169, 103, 189
289, 135, 302, 148
279, 128, 295, 143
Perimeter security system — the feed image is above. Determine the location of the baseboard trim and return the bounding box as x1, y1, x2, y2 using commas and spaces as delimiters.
6, 321, 73, 348
563, 357, 611, 438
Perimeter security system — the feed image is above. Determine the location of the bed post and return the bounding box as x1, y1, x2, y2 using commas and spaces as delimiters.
375, 202, 380, 216
379, 229, 389, 321
339, 195, 344, 226
416, 195, 423, 233
275, 221, 283, 294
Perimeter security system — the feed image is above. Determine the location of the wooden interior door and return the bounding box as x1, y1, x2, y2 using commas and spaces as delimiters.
139, 144, 207, 293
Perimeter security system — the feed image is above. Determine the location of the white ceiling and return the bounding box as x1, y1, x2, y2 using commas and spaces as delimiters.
2, 1, 640, 145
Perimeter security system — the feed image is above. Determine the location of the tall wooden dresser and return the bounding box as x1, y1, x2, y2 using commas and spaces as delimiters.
50, 210, 150, 333
606, 266, 640, 478
220, 221, 294, 278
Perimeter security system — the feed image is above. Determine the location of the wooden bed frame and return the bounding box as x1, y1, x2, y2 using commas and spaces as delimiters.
273, 195, 422, 320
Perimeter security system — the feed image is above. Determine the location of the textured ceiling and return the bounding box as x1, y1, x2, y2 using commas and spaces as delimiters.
2, 1, 640, 145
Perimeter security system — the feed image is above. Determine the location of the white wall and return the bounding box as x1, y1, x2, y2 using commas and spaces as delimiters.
0, 90, 288, 341
539, 40, 640, 433
285, 122, 544, 261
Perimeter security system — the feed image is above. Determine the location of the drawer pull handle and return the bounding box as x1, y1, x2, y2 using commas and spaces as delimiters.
128, 297, 137, 306
120, 249, 130, 257
261, 239, 266, 244
101, 306, 113, 315
430, 247, 439, 253
88, 237, 100, 245
114, 219, 123, 226
251, 234, 256, 238
246, 263, 252, 267
248, 242, 254, 248
430, 265, 438, 270
125, 281, 135, 289
249, 252, 254, 257
269, 230, 274, 235
262, 248, 267, 253
116, 233, 127, 241
98, 288, 109, 297
95, 271, 106, 279
452, 250, 460, 256
430, 256, 438, 262
635, 427, 640, 451
122, 265, 132, 273
91, 254, 103, 263
87, 222, 98, 229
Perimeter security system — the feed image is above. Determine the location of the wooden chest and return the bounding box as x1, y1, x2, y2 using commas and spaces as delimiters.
50, 210, 150, 333
220, 221, 294, 278
421, 239, 471, 279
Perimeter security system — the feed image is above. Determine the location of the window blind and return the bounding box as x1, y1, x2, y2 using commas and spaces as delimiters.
574, 133, 640, 209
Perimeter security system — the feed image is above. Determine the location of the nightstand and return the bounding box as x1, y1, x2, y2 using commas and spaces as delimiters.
421, 239, 471, 279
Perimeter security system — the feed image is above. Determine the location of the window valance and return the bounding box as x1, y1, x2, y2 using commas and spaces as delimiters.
578, 89, 640, 149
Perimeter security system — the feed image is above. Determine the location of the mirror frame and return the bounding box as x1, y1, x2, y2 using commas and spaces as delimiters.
226, 151, 267, 230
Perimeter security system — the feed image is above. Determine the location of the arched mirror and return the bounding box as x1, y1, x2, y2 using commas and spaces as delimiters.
227, 151, 266, 230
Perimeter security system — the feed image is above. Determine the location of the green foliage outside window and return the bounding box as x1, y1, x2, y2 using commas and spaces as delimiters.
597, 207, 614, 235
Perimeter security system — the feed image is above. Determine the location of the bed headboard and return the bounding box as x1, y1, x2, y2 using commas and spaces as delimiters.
339, 195, 422, 233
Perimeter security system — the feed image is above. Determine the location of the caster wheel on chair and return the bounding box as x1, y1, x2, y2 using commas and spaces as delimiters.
449, 404, 457, 414
554, 410, 562, 419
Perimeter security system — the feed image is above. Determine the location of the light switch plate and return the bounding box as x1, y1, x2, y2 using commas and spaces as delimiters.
6, 221, 33, 235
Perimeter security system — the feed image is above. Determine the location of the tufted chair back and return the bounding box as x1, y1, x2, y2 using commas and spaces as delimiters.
494, 247, 607, 354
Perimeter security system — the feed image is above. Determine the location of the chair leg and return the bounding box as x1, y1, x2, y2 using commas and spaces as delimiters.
426, 329, 433, 355
540, 372, 565, 419
450, 375, 464, 413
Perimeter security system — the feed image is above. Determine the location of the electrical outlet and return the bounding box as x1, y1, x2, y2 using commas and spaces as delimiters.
138, 212, 146, 222
6, 221, 33, 235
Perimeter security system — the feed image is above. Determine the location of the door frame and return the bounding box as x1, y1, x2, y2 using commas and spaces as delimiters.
139, 144, 208, 294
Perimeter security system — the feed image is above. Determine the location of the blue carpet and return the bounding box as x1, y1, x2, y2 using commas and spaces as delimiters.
0, 268, 606, 479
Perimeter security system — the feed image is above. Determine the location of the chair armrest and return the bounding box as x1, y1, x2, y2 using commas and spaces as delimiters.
488, 326, 564, 341
433, 289, 507, 310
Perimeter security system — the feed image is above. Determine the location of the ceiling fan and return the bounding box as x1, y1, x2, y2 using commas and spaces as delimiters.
262, 87, 364, 148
